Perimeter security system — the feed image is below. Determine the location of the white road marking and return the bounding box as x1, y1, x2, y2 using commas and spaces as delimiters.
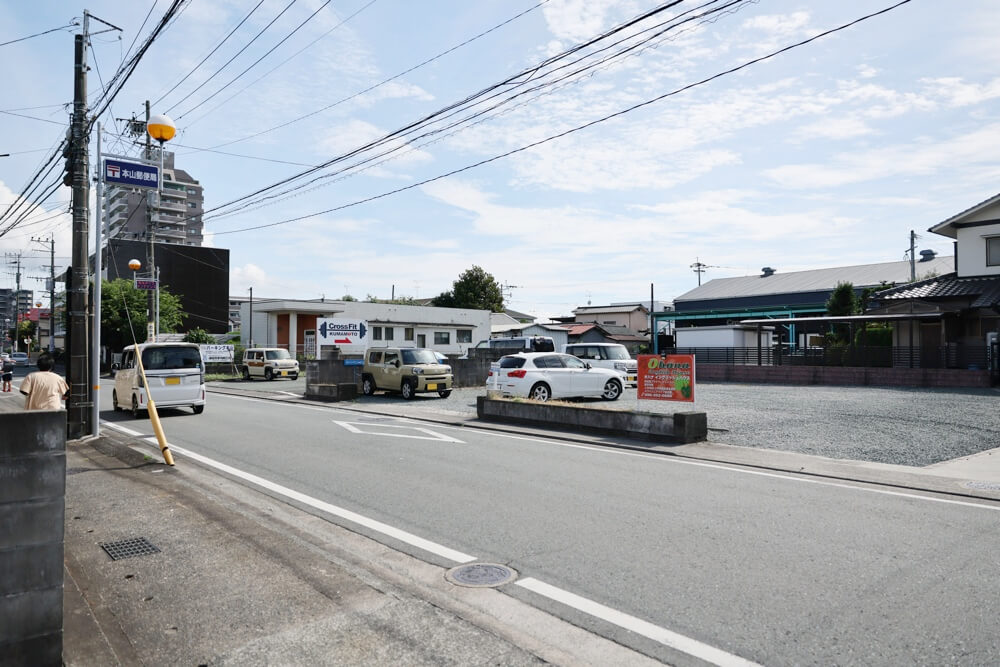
102, 423, 477, 564
334, 420, 463, 443
100, 417, 807, 665
516, 578, 762, 667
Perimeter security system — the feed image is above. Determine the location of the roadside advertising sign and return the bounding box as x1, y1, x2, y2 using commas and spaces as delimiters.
104, 158, 159, 189
316, 318, 368, 352
134, 278, 157, 290
200, 344, 234, 363
637, 354, 695, 402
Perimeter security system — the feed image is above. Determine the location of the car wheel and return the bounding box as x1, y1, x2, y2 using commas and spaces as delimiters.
112, 390, 120, 411
601, 379, 622, 401
529, 383, 551, 402
242, 366, 251, 381
193, 404, 204, 414
131, 395, 142, 419
265, 368, 274, 381
401, 380, 415, 400
438, 389, 452, 398
362, 375, 376, 396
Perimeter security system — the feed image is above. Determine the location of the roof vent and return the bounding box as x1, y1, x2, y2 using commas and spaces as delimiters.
761, 267, 776, 277
918, 249, 937, 262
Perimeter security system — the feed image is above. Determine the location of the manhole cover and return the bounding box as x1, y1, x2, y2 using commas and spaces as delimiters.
100, 537, 161, 561
963, 481, 1000, 492
445, 563, 517, 588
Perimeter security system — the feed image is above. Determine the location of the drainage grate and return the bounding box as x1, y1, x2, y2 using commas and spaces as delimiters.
445, 563, 517, 588
100, 537, 161, 561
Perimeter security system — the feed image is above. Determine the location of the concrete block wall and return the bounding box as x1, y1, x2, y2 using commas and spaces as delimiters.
694, 364, 991, 388
0, 410, 67, 666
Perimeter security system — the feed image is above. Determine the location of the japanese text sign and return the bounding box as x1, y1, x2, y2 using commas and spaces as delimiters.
637, 354, 695, 402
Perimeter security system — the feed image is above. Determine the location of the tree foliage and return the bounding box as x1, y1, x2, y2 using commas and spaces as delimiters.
825, 282, 859, 316
182, 327, 214, 344
101, 279, 184, 350
431, 265, 504, 312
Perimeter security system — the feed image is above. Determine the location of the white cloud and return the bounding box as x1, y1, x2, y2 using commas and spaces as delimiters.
764, 122, 1000, 189
316, 120, 433, 171
793, 116, 874, 141
541, 0, 628, 42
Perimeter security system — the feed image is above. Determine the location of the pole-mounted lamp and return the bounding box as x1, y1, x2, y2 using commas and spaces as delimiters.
145, 115, 175, 341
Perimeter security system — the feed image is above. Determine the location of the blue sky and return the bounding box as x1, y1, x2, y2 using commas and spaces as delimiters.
2, 0, 999, 320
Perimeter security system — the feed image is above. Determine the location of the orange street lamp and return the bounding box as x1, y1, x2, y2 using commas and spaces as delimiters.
145, 115, 175, 341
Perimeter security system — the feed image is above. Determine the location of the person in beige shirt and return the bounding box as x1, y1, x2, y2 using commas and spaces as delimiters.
20, 354, 69, 410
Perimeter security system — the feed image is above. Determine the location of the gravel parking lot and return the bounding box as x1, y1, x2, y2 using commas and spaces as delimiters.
370, 383, 1000, 468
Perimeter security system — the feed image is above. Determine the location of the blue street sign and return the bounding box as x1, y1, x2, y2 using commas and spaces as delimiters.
105, 158, 159, 189
343, 359, 364, 366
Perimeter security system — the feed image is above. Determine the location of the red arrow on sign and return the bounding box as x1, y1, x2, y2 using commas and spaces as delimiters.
334, 338, 353, 344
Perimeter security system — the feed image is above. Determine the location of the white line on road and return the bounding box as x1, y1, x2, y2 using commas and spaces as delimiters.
102, 422, 475, 563
99, 418, 780, 665
334, 420, 464, 443
516, 578, 762, 667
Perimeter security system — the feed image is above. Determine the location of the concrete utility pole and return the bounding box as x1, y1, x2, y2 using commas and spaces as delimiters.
145, 100, 156, 342
30, 235, 56, 354
67, 15, 92, 438
5, 251, 24, 353
909, 229, 917, 282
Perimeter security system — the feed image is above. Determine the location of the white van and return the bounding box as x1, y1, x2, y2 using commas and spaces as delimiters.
113, 343, 206, 417
468, 336, 556, 355
561, 342, 638, 387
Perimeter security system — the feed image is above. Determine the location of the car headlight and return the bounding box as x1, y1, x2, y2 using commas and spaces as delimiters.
614, 361, 627, 371
412, 367, 424, 375
444, 365, 451, 374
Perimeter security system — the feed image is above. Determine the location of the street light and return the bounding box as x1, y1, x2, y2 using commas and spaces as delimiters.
146, 114, 175, 341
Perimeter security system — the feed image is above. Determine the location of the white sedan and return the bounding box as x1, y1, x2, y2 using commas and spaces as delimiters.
486, 352, 624, 401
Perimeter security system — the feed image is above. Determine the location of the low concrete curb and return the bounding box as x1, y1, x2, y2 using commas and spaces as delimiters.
476, 396, 707, 444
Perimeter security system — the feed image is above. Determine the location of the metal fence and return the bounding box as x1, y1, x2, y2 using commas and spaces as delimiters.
666, 345, 990, 370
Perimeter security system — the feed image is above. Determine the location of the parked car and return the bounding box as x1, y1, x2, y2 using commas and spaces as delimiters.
462, 335, 556, 358
562, 343, 638, 387
10, 352, 29, 366
112, 343, 205, 417
241, 347, 299, 381
362, 347, 453, 399
487, 352, 623, 401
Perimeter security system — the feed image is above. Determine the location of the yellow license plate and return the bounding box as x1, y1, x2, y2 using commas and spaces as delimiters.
427, 383, 437, 391
165, 377, 180, 385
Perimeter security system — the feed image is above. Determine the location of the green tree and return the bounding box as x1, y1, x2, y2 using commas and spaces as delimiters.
826, 281, 859, 316
182, 327, 214, 344
101, 279, 184, 350
340, 294, 357, 301
431, 265, 504, 311
15, 320, 37, 350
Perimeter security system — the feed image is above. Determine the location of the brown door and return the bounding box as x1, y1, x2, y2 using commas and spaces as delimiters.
920, 323, 941, 368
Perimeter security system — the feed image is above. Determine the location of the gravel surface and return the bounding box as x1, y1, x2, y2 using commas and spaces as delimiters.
367, 383, 1000, 468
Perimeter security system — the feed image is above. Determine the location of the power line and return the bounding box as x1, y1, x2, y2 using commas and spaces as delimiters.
212, 0, 914, 236
185, 0, 546, 147
163, 0, 300, 115
150, 0, 267, 108
0, 21, 78, 47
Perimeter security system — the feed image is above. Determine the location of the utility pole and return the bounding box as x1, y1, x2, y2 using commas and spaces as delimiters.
145, 100, 156, 342
5, 251, 24, 353
909, 230, 916, 282
67, 14, 92, 438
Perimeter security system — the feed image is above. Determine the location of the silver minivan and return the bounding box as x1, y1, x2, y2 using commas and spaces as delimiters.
562, 342, 638, 387
113, 343, 206, 417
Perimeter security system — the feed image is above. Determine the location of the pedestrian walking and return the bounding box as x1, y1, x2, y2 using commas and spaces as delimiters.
20, 354, 69, 410
1, 355, 13, 392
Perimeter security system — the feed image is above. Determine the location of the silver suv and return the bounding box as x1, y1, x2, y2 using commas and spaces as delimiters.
362, 347, 453, 399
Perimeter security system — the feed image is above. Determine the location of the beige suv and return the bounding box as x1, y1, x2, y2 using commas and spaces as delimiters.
242, 347, 299, 381
362, 347, 453, 399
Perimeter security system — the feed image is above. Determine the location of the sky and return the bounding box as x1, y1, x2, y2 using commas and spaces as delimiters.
1, 0, 999, 321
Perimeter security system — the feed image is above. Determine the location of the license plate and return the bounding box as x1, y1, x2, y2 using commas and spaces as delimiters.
427, 383, 437, 391
626, 375, 637, 382
165, 377, 180, 385
279, 370, 286, 376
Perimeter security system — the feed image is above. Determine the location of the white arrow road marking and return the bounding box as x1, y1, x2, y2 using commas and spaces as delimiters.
333, 420, 464, 443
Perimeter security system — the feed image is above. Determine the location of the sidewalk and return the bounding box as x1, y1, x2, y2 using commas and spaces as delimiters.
62, 432, 660, 666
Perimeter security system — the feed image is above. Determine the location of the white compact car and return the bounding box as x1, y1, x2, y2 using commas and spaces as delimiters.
486, 352, 623, 402
113, 343, 206, 417
562, 343, 638, 387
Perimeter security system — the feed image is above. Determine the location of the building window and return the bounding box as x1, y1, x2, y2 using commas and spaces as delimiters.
457, 329, 472, 343
372, 326, 383, 340
434, 331, 450, 345
603, 320, 617, 325
385, 327, 394, 340
404, 327, 414, 341
988, 237, 1000, 266
188, 201, 198, 208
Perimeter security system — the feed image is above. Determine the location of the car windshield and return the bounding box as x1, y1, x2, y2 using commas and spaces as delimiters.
603, 345, 630, 360
265, 349, 291, 360
141, 346, 202, 370
402, 348, 439, 364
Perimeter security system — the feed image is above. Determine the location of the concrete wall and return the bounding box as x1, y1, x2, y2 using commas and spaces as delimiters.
476, 396, 707, 444
695, 364, 991, 388
0, 410, 66, 666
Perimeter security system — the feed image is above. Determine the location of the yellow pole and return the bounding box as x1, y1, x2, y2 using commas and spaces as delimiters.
134, 350, 175, 466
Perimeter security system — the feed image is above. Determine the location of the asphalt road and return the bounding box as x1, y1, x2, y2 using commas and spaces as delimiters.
100, 389, 1000, 666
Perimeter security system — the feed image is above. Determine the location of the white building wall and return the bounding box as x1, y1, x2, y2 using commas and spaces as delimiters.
956, 220, 1000, 278
676, 325, 773, 347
